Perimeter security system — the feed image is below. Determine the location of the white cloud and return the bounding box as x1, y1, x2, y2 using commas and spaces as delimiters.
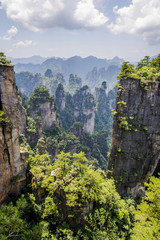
108, 0, 160, 44
74, 0, 108, 28
2, 25, 18, 40
1, 0, 108, 31
15, 40, 36, 48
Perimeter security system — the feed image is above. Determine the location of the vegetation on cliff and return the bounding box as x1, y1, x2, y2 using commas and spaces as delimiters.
94, 84, 116, 146
1, 148, 160, 239
0, 52, 11, 65
2, 52, 160, 239
117, 55, 160, 82
132, 176, 160, 240
0, 152, 135, 239
0, 110, 9, 124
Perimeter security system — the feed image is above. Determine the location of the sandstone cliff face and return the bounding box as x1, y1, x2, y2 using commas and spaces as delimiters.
0, 65, 27, 203
27, 88, 59, 147
33, 101, 59, 131
108, 78, 160, 199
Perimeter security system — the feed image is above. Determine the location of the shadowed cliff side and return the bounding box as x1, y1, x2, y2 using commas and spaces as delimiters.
108, 78, 160, 200
0, 64, 27, 203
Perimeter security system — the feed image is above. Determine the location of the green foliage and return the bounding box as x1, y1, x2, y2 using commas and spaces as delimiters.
117, 148, 122, 153
19, 134, 32, 152
117, 100, 127, 107
132, 176, 160, 240
115, 83, 124, 90
136, 56, 151, 69
57, 132, 79, 152
117, 61, 135, 79
27, 151, 134, 239
117, 54, 160, 83
70, 122, 108, 170
45, 123, 62, 137
0, 196, 42, 240
29, 86, 54, 107
0, 52, 11, 65
0, 110, 9, 124
26, 116, 36, 133
118, 116, 132, 131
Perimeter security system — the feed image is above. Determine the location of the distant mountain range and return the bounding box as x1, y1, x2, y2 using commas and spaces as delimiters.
11, 55, 122, 75
9, 55, 48, 65
11, 55, 123, 91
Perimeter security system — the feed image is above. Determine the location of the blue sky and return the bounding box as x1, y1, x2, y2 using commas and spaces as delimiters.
0, 0, 160, 61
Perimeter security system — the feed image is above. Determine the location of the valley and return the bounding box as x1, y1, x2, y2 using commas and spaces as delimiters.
0, 53, 160, 239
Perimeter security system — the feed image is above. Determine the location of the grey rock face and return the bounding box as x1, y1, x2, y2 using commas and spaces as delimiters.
73, 86, 95, 134
55, 83, 66, 111
108, 78, 160, 199
0, 65, 27, 203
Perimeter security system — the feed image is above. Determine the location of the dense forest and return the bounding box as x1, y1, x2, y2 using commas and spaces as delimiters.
0, 53, 160, 239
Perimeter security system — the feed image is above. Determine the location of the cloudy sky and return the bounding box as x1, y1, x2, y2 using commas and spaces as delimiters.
0, 0, 160, 61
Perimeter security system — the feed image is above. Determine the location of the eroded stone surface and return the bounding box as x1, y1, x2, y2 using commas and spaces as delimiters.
0, 65, 27, 203
108, 78, 160, 199
73, 86, 95, 134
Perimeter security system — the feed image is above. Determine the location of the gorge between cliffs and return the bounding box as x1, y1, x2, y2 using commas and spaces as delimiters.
0, 54, 160, 240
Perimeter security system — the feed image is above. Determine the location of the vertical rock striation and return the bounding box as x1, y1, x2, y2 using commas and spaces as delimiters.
0, 65, 26, 203
56, 84, 95, 134
73, 86, 95, 134
108, 78, 160, 199
27, 86, 60, 147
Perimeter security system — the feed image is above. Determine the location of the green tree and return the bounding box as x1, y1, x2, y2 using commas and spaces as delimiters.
136, 56, 151, 69
151, 54, 160, 69
117, 54, 160, 82
0, 52, 11, 65
132, 176, 160, 240
117, 61, 135, 79
0, 198, 42, 240
28, 152, 134, 239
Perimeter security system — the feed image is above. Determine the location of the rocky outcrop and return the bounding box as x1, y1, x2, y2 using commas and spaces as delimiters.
28, 87, 59, 130
0, 65, 27, 203
73, 86, 95, 134
56, 84, 95, 134
55, 83, 66, 111
94, 82, 116, 134
27, 86, 59, 147
56, 82, 116, 135
108, 78, 160, 200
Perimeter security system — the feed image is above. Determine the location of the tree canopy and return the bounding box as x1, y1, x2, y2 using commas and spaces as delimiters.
0, 52, 11, 65
117, 54, 160, 82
